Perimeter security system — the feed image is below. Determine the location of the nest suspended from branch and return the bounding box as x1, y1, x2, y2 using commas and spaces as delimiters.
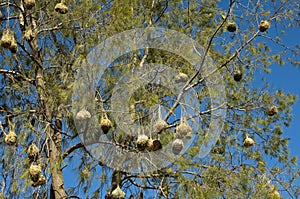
55, 2, 68, 14
32, 175, 46, 187
4, 130, 17, 146
29, 164, 42, 182
27, 143, 39, 161
267, 105, 278, 116
100, 114, 112, 134
111, 185, 126, 199
259, 20, 271, 32
172, 139, 184, 155
24, 28, 34, 41
151, 139, 162, 151
152, 119, 168, 134
1, 29, 13, 49
24, 0, 35, 10
233, 69, 242, 82
175, 72, 189, 83
9, 38, 18, 53
227, 21, 237, 32
136, 135, 149, 151
75, 108, 91, 121
175, 118, 192, 139
243, 135, 255, 147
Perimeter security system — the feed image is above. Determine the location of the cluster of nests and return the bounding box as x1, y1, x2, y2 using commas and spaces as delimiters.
21, 0, 69, 14
226, 19, 271, 33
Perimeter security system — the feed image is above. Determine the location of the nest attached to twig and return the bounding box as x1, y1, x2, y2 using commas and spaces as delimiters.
175, 119, 192, 139
259, 20, 271, 32
172, 139, 184, 155
1, 30, 13, 49
267, 105, 278, 116
29, 164, 42, 182
111, 186, 126, 199
75, 108, 91, 121
152, 119, 168, 134
136, 135, 149, 151
227, 21, 237, 32
233, 69, 242, 82
27, 143, 39, 161
243, 136, 255, 147
55, 2, 68, 14
100, 115, 112, 134
24, 28, 34, 41
24, 0, 35, 10
32, 175, 46, 187
4, 130, 17, 146
175, 72, 189, 83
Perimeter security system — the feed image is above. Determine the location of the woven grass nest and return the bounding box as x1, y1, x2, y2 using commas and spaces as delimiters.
29, 164, 42, 182
175, 119, 192, 139
259, 20, 271, 32
152, 119, 168, 134
267, 105, 278, 116
32, 175, 46, 187
243, 135, 255, 147
75, 108, 91, 121
55, 2, 68, 14
172, 139, 184, 155
227, 21, 237, 32
24, 29, 34, 41
111, 185, 125, 199
136, 135, 150, 151
175, 72, 189, 83
100, 115, 112, 134
233, 69, 242, 82
24, 0, 35, 10
27, 143, 39, 161
4, 130, 17, 146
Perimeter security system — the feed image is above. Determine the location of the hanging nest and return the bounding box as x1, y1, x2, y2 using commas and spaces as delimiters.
227, 21, 237, 32
55, 2, 68, 14
175, 119, 192, 139
4, 130, 17, 146
136, 134, 149, 151
111, 185, 126, 199
172, 139, 184, 155
29, 164, 42, 182
259, 20, 271, 32
24, 0, 35, 10
75, 108, 91, 121
151, 139, 162, 151
24, 28, 34, 41
243, 135, 255, 147
81, 168, 90, 179
100, 115, 112, 134
233, 69, 242, 82
267, 106, 278, 116
27, 143, 39, 161
267, 188, 281, 199
9, 38, 18, 53
32, 175, 46, 187
1, 29, 13, 49
175, 72, 189, 83
152, 119, 168, 134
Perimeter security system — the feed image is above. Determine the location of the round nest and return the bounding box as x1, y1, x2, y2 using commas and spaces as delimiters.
259, 20, 271, 32
227, 21, 237, 32
152, 119, 168, 134
100, 118, 112, 134
4, 131, 17, 146
75, 108, 91, 121
243, 137, 255, 147
24, 0, 35, 10
172, 139, 184, 155
27, 143, 39, 161
111, 186, 125, 199
32, 175, 46, 187
136, 135, 149, 151
152, 139, 162, 151
175, 122, 192, 139
267, 105, 278, 116
9, 39, 18, 53
24, 29, 34, 41
1, 30, 13, 49
233, 69, 242, 82
175, 72, 189, 83
55, 3, 68, 14
29, 164, 42, 182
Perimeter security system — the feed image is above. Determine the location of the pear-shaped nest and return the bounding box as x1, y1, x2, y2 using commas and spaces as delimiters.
233, 69, 242, 82
1, 29, 14, 49
24, 0, 35, 10
27, 143, 39, 161
172, 139, 184, 155
4, 130, 17, 146
100, 117, 112, 134
29, 164, 42, 182
75, 108, 91, 121
243, 137, 255, 147
32, 175, 46, 187
267, 105, 278, 116
175, 72, 189, 83
136, 135, 149, 151
111, 186, 125, 199
259, 20, 271, 32
175, 121, 192, 139
227, 21, 237, 32
152, 119, 168, 134
55, 2, 68, 14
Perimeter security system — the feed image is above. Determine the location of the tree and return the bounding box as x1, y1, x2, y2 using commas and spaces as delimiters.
0, 0, 299, 198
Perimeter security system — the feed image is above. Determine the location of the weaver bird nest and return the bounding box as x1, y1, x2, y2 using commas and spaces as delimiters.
24, 29, 34, 41
75, 108, 91, 120
175, 72, 189, 83
55, 2, 68, 14
259, 20, 271, 32
32, 175, 46, 187
172, 139, 184, 155
24, 0, 35, 10
136, 135, 151, 151
100, 116, 112, 134
152, 119, 168, 134
27, 143, 39, 161
111, 186, 126, 199
175, 119, 192, 139
267, 105, 278, 116
29, 164, 42, 182
4, 130, 17, 146
243, 136, 255, 147
1, 29, 17, 52
227, 21, 237, 32
233, 69, 242, 82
